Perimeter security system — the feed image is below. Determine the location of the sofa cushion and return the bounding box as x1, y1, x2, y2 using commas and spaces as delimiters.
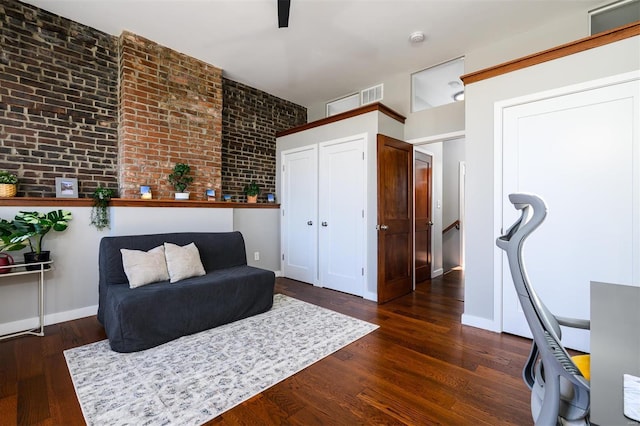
120, 245, 170, 288
164, 242, 206, 283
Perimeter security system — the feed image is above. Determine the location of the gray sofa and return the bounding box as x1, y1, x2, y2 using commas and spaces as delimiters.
97, 231, 275, 353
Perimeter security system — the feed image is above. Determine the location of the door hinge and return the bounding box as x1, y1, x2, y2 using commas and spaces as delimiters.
282, 165, 285, 172
362, 152, 365, 160
362, 209, 364, 218
362, 267, 364, 276
282, 254, 285, 261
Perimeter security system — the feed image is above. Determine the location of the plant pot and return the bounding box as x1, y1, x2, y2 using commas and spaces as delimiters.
174, 192, 190, 200
24, 251, 51, 271
247, 195, 258, 203
0, 184, 16, 197
0, 253, 14, 274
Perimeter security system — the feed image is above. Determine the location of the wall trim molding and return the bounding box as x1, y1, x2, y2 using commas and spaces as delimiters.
0, 305, 98, 337
462, 21, 640, 85
407, 130, 466, 145
276, 102, 405, 138
461, 313, 501, 333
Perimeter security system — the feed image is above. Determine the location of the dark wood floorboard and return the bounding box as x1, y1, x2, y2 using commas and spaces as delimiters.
0, 270, 534, 425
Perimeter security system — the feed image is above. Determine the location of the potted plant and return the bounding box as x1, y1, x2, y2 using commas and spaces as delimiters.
91, 186, 114, 230
0, 218, 25, 274
0, 170, 18, 198
243, 181, 260, 203
168, 163, 193, 200
9, 210, 73, 269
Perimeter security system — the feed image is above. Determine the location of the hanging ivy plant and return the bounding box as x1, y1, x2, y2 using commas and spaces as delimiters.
91, 186, 114, 230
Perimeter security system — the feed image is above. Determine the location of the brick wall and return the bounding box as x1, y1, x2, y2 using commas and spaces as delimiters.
0, 0, 118, 197
1, 0, 306, 200
222, 78, 306, 201
118, 32, 223, 200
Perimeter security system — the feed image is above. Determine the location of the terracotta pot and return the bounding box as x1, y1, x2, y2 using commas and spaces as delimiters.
0, 253, 14, 274
247, 195, 258, 203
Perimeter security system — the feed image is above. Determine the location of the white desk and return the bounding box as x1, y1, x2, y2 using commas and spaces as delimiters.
590, 281, 640, 425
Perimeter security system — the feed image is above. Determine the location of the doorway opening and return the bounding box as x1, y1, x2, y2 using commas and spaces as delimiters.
411, 133, 465, 295
414, 151, 433, 284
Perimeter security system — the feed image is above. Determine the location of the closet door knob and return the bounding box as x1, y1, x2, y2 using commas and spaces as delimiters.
321, 221, 328, 227
307, 220, 313, 225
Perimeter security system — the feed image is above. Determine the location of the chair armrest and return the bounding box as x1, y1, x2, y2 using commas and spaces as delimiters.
556, 316, 590, 330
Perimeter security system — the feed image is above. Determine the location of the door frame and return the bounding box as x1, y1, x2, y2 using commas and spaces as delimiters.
492, 70, 640, 334
459, 161, 466, 270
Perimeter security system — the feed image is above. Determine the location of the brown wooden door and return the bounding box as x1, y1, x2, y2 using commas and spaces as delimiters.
415, 151, 432, 283
377, 134, 413, 303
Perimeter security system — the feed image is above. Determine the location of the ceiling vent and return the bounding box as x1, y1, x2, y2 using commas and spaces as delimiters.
361, 84, 383, 105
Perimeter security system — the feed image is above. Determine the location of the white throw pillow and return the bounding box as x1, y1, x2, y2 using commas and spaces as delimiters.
121, 245, 170, 288
164, 242, 206, 283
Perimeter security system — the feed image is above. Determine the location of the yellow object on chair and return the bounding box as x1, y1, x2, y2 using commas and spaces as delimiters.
572, 354, 591, 381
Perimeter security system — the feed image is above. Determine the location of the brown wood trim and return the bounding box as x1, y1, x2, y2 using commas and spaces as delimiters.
0, 197, 93, 207
276, 102, 406, 138
461, 21, 640, 85
443, 219, 460, 234
0, 197, 280, 209
111, 199, 280, 208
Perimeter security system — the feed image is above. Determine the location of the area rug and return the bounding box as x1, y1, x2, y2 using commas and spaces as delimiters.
64, 294, 378, 426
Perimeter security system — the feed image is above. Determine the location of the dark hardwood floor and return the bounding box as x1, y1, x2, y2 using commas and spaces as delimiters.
0, 271, 534, 425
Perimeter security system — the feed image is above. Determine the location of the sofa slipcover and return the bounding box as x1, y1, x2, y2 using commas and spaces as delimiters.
97, 232, 274, 352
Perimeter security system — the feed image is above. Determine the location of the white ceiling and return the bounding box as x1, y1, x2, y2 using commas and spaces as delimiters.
23, 0, 602, 108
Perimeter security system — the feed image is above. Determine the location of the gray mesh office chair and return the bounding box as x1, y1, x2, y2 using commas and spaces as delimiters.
496, 193, 590, 426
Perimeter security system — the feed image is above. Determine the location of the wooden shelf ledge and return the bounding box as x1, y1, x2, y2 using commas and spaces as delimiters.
0, 197, 280, 209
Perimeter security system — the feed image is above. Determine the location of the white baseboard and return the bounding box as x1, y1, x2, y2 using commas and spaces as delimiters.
0, 305, 98, 337
363, 290, 377, 302
432, 268, 444, 278
273, 270, 283, 277
461, 313, 501, 333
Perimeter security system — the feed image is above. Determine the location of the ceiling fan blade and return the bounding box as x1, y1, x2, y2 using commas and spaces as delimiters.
278, 0, 290, 28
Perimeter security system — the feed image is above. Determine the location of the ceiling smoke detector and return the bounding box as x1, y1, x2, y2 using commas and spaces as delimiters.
409, 31, 425, 44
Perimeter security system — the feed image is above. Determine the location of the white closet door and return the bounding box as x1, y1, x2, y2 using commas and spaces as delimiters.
281, 145, 318, 284
500, 77, 639, 352
318, 137, 365, 296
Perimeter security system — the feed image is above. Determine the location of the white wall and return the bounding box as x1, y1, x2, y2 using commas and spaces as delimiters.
306, 5, 595, 140
233, 208, 281, 272
0, 205, 280, 336
463, 36, 640, 329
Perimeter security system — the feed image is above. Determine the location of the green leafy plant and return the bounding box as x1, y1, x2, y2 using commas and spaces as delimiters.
243, 181, 261, 197
168, 163, 193, 193
0, 171, 18, 184
0, 219, 26, 253
9, 210, 73, 254
91, 186, 114, 230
